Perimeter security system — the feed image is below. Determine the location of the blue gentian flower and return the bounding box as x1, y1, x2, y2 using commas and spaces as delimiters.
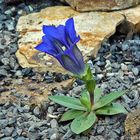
35, 18, 85, 75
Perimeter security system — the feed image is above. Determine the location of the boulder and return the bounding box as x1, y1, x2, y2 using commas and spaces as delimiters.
16, 6, 124, 73
118, 5, 140, 32
16, 5, 140, 73
63, 0, 140, 12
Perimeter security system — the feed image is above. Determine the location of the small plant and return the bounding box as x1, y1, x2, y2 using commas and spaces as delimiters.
35, 18, 127, 134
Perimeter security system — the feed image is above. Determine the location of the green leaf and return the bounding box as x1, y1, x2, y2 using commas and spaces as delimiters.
60, 109, 84, 122
49, 95, 86, 111
80, 90, 91, 111
71, 112, 97, 134
94, 87, 103, 103
94, 90, 126, 110
84, 64, 93, 80
95, 103, 128, 115
85, 79, 96, 95
81, 64, 93, 81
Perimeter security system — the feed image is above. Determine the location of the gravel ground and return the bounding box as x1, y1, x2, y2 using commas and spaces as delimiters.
0, 0, 140, 140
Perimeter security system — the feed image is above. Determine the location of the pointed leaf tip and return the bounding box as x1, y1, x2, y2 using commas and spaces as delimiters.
94, 90, 126, 110
71, 112, 97, 134
49, 95, 86, 111
60, 110, 84, 122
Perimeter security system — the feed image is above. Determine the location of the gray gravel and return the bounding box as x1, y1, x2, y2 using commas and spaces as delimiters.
0, 0, 140, 140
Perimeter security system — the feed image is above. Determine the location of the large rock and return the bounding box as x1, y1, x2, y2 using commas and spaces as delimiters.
16, 5, 140, 73
118, 5, 140, 32
125, 109, 140, 139
0, 78, 74, 105
16, 6, 124, 73
63, 0, 140, 12
114, 5, 140, 39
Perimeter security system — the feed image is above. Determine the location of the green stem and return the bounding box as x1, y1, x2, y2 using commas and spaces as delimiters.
89, 92, 94, 110
80, 64, 96, 110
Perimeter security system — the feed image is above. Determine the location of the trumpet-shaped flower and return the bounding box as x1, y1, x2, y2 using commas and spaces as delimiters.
35, 18, 85, 75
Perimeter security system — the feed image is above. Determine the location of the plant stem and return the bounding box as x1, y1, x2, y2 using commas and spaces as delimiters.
89, 92, 94, 109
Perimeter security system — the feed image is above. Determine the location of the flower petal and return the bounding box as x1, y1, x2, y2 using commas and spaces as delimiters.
57, 25, 69, 48
43, 25, 58, 37
56, 44, 85, 75
35, 42, 57, 56
42, 35, 63, 54
43, 25, 69, 48
57, 54, 81, 75
65, 18, 78, 43
57, 25, 66, 37
64, 36, 81, 66
35, 18, 84, 75
73, 46, 85, 72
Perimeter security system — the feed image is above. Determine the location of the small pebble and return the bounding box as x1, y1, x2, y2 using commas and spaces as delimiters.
50, 133, 59, 140
50, 119, 58, 128
121, 63, 128, 71
15, 70, 23, 77
97, 126, 105, 134
3, 127, 14, 136
132, 67, 139, 76
23, 105, 30, 113
33, 106, 40, 116
16, 137, 27, 140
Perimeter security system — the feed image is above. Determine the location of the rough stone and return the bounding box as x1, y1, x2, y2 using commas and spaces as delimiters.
132, 67, 139, 76
16, 5, 140, 74
121, 63, 128, 71
0, 137, 13, 140
23, 105, 30, 112
0, 69, 8, 76
0, 119, 8, 129
63, 0, 140, 12
50, 133, 60, 140
125, 109, 140, 138
50, 119, 58, 128
3, 127, 14, 136
97, 126, 105, 134
33, 106, 40, 116
16, 6, 124, 73
1, 58, 10, 65
118, 5, 140, 32
15, 137, 26, 140
15, 70, 23, 77
90, 135, 105, 140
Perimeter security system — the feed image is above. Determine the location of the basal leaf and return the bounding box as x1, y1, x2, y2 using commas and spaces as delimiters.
95, 103, 128, 115
94, 87, 103, 103
49, 95, 86, 111
60, 109, 84, 122
71, 112, 96, 134
80, 90, 91, 111
94, 90, 126, 110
